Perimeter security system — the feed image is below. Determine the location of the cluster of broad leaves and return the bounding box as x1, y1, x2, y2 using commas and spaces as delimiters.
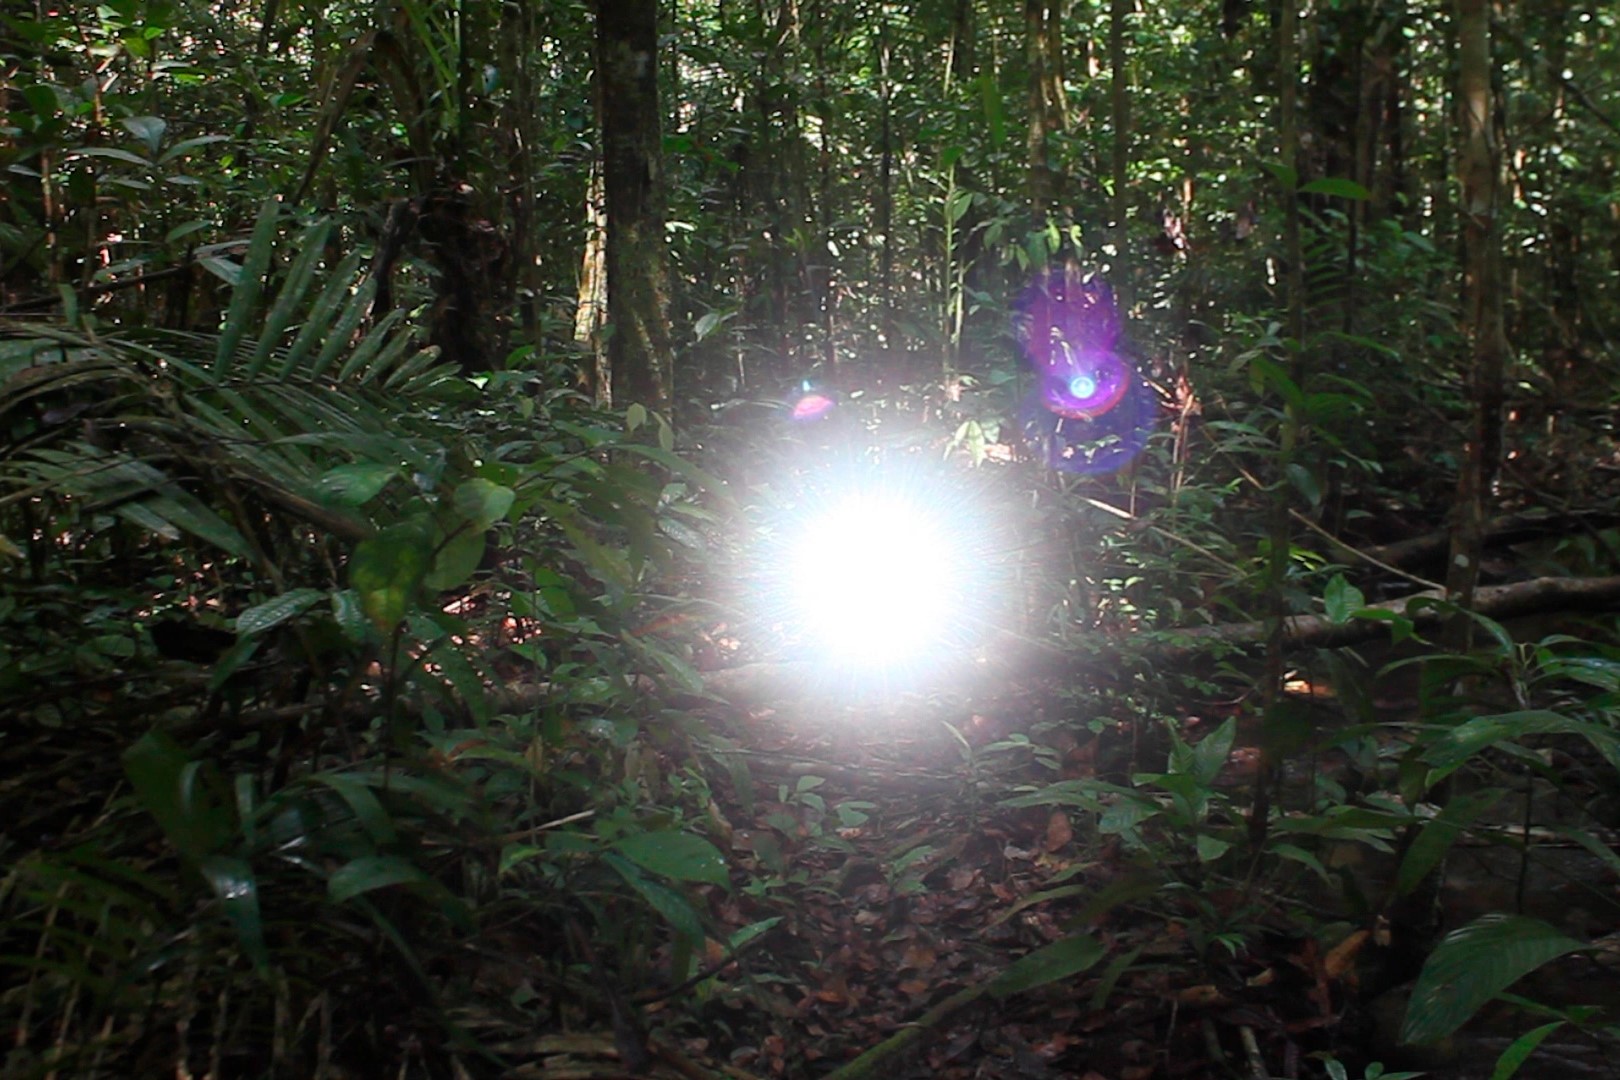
0, 202, 747, 1075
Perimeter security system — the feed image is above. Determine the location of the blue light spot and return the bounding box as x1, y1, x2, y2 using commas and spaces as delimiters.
1068, 374, 1097, 400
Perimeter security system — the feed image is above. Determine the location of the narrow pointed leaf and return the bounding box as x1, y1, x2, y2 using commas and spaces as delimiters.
306, 278, 381, 381
1402, 915, 1585, 1045
247, 219, 333, 376
236, 588, 325, 637
277, 251, 365, 378
215, 198, 282, 373
198, 855, 269, 974
328, 854, 429, 903
990, 934, 1106, 998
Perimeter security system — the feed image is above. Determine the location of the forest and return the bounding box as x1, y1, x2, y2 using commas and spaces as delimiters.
3, 0, 1620, 1077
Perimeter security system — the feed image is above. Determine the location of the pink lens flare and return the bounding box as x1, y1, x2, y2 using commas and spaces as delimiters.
791, 392, 836, 421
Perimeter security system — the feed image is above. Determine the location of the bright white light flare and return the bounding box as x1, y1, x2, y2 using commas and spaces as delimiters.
786, 493, 958, 668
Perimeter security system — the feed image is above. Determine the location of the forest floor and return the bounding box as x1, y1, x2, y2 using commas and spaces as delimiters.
571, 662, 1620, 1080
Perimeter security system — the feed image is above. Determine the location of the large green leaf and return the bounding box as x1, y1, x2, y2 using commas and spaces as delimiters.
1394, 787, 1504, 896
604, 853, 706, 942
1423, 711, 1620, 776
989, 934, 1106, 998
122, 732, 228, 861
315, 462, 398, 506
328, 854, 429, 904
348, 518, 434, 631
1402, 915, 1586, 1045
612, 831, 729, 887
236, 588, 325, 637
452, 477, 515, 530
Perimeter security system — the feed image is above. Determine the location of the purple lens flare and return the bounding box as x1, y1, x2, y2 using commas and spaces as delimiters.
1038, 349, 1130, 420
1014, 268, 1154, 473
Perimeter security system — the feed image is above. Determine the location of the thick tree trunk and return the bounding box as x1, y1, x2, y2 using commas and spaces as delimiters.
597, 0, 675, 413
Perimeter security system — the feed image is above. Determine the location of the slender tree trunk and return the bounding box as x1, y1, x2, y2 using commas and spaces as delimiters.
946, 0, 975, 88
575, 164, 610, 404
596, 0, 675, 412
876, 11, 896, 353
1109, 0, 1131, 306
1444, 0, 1506, 641
1251, 0, 1308, 855
1025, 0, 1068, 213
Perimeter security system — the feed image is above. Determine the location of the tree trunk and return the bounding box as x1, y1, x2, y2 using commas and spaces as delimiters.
1025, 0, 1068, 214
1254, 0, 1308, 852
1444, 0, 1507, 644
575, 163, 610, 405
876, 11, 896, 354
1109, 0, 1131, 307
597, 0, 675, 413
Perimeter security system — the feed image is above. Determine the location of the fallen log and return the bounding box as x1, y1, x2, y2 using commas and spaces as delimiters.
1359, 511, 1620, 573
686, 575, 1620, 708
1158, 574, 1620, 652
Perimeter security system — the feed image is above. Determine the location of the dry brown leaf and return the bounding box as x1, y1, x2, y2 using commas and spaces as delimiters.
1322, 928, 1371, 980
1044, 809, 1074, 851
1174, 984, 1228, 1006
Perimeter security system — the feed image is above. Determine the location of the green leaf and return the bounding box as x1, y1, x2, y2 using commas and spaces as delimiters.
248, 219, 334, 376
612, 831, 729, 887
1490, 1021, 1565, 1080
348, 519, 434, 631
310, 773, 398, 846
1394, 787, 1504, 896
1188, 717, 1236, 787
452, 478, 515, 530
120, 115, 167, 153
425, 527, 487, 592
122, 732, 226, 861
979, 72, 1005, 148
328, 855, 429, 904
604, 854, 705, 942
1402, 915, 1585, 1045
158, 134, 229, 163
1289, 459, 1335, 511
1324, 574, 1365, 624
989, 933, 1106, 998
316, 462, 398, 506
728, 916, 782, 950
236, 588, 324, 637
625, 403, 648, 433
1262, 160, 1299, 190
1422, 711, 1620, 776
215, 197, 282, 373
72, 146, 152, 167
331, 588, 371, 644
197, 854, 269, 974
1299, 177, 1371, 200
